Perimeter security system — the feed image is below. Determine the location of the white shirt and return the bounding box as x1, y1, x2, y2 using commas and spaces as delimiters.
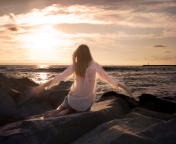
46, 61, 123, 111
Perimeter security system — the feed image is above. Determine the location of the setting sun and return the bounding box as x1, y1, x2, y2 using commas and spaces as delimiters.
24, 25, 62, 50
19, 25, 75, 63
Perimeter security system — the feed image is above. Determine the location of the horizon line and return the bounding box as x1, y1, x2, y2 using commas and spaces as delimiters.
0, 63, 142, 66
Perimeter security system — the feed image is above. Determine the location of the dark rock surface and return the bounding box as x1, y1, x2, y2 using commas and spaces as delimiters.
14, 102, 53, 120
0, 89, 17, 119
42, 89, 69, 109
72, 112, 163, 144
72, 94, 176, 144
139, 94, 176, 114
0, 89, 17, 126
132, 107, 172, 120
99, 91, 139, 108
8, 89, 21, 101
0, 74, 38, 93
73, 112, 176, 144
0, 97, 130, 144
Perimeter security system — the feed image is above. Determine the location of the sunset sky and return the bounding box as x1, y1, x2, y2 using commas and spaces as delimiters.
0, 0, 176, 65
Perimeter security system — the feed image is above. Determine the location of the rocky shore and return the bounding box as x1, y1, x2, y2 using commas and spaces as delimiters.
0, 73, 176, 144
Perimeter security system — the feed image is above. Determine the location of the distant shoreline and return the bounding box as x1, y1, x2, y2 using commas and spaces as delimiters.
143, 65, 176, 66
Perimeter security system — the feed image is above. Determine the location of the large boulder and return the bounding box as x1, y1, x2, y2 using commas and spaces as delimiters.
0, 89, 17, 118
16, 89, 41, 107
44, 89, 69, 108
8, 89, 21, 101
14, 102, 53, 120
139, 94, 176, 114
16, 89, 69, 108
0, 95, 130, 144
99, 91, 139, 108
15, 81, 71, 107
0, 89, 17, 126
73, 112, 172, 144
0, 74, 38, 93
50, 81, 72, 90
132, 107, 172, 120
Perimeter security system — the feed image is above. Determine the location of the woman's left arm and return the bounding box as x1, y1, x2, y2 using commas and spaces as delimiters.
96, 63, 132, 97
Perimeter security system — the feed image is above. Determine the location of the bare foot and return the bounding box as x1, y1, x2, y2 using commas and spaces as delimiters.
44, 111, 55, 118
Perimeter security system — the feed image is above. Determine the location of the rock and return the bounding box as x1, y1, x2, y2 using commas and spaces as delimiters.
16, 89, 69, 108
0, 89, 17, 126
99, 91, 139, 108
8, 89, 21, 101
51, 81, 72, 90
72, 112, 163, 144
138, 117, 176, 144
16, 89, 40, 107
0, 96, 130, 144
0, 89, 17, 118
8, 77, 38, 93
44, 89, 69, 108
0, 74, 38, 93
161, 96, 176, 102
14, 102, 53, 120
139, 94, 176, 114
132, 107, 172, 120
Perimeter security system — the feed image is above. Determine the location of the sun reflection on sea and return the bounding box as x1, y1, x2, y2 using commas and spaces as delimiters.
35, 65, 50, 84
35, 72, 49, 84
37, 65, 49, 69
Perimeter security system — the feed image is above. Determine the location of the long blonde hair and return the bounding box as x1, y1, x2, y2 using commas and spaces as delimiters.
72, 44, 93, 77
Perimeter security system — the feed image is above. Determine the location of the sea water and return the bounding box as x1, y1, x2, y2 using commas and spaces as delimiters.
0, 65, 176, 101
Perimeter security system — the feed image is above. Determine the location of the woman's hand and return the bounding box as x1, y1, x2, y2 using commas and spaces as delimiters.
127, 89, 133, 98
118, 83, 133, 98
33, 86, 43, 93
33, 80, 53, 93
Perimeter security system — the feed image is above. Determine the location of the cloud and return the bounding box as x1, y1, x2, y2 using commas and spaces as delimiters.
153, 45, 167, 48
163, 28, 176, 38
7, 26, 18, 31
0, 0, 175, 65
151, 55, 174, 61
0, 0, 128, 16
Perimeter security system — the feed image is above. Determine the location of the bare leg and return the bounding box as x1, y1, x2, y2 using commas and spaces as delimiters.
52, 109, 70, 117
44, 110, 57, 118
52, 109, 76, 117
44, 103, 66, 118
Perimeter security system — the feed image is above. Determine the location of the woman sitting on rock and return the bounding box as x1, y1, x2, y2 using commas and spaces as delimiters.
34, 44, 132, 118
